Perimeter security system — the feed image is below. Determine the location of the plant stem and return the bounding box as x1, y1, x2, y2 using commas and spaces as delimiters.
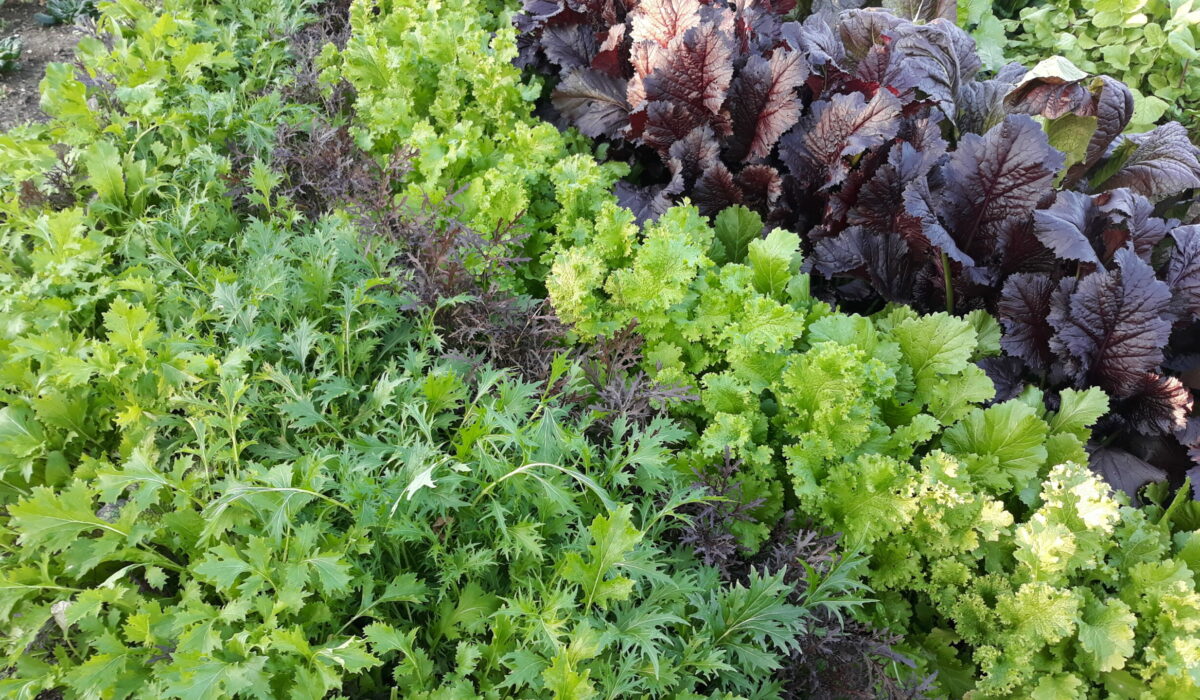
942, 252, 954, 313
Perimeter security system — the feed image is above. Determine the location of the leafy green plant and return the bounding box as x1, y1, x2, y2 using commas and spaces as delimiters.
1007, 0, 1200, 132
0, 2, 889, 698
0, 34, 20, 73
546, 197, 1200, 695
35, 0, 99, 26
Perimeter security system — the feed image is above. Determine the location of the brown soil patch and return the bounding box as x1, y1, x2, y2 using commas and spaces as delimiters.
0, 2, 81, 132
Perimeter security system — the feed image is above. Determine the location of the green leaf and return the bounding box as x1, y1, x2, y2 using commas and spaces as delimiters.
84, 140, 127, 209
1078, 597, 1136, 672
541, 653, 597, 700
1044, 114, 1099, 179
941, 400, 1049, 492
193, 544, 252, 590
711, 205, 763, 264
1048, 388, 1109, 440
9, 485, 127, 552
561, 505, 644, 610
747, 229, 801, 299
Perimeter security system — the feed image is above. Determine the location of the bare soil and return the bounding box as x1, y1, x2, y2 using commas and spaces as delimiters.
0, 2, 81, 132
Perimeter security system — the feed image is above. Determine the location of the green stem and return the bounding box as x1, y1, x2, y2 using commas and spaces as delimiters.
942, 252, 954, 314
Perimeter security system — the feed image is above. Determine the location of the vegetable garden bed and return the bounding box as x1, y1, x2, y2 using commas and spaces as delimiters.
0, 0, 1198, 698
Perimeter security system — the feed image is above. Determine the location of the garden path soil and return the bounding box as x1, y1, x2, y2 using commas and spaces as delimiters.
0, 3, 80, 132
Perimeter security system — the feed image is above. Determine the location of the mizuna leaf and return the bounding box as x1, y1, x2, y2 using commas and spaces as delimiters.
560, 505, 644, 610
9, 485, 128, 552
1047, 248, 1172, 396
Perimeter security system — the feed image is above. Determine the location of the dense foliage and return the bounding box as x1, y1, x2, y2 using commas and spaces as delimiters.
1006, 0, 1200, 134
3, 0, 1200, 697
546, 192, 1200, 694
515, 0, 1200, 489
0, 0, 900, 697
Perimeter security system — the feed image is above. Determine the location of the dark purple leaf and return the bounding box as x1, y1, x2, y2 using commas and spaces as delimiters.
735, 164, 783, 210
1115, 373, 1193, 435
837, 9, 905, 65
552, 69, 630, 139
779, 90, 902, 188
693, 162, 745, 215
1167, 226, 1200, 322
1048, 248, 1173, 395
956, 79, 1013, 136
1077, 76, 1134, 179
668, 123, 721, 178
1103, 123, 1200, 202
939, 115, 1064, 262
1090, 446, 1167, 499
724, 50, 808, 162
780, 15, 845, 69
1031, 190, 1102, 265
892, 19, 982, 118
616, 176, 683, 223
542, 23, 599, 69
1093, 188, 1172, 262
998, 272, 1058, 370
978, 356, 1027, 403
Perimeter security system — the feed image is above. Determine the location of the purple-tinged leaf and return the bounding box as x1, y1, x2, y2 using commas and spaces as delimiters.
736, 164, 783, 210
883, 0, 955, 22
641, 24, 735, 130
779, 90, 902, 189
693, 162, 745, 215
616, 177, 683, 224
1103, 123, 1200, 202
552, 69, 631, 139
592, 24, 628, 77
1116, 373, 1193, 435
939, 115, 1064, 262
1048, 248, 1173, 396
1093, 188, 1172, 262
1032, 191, 1102, 265
542, 24, 600, 69
998, 272, 1058, 370
1003, 57, 1095, 120
1090, 446, 1167, 499
724, 50, 808, 162
1167, 226, 1200, 322
811, 226, 918, 303
903, 175, 974, 265
629, 0, 702, 47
